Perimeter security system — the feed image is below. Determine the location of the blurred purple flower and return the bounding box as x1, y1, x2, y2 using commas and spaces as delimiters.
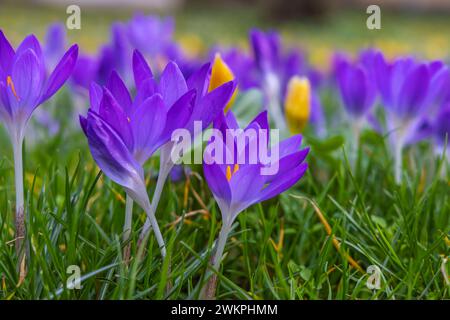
337, 61, 376, 119
374, 52, 448, 181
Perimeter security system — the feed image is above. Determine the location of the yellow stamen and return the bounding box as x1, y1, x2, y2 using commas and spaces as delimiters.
226, 164, 240, 182
7, 76, 20, 101
284, 76, 310, 134
226, 165, 232, 182
209, 53, 237, 112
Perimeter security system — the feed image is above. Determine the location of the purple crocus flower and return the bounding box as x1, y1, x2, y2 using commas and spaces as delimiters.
337, 61, 376, 119
202, 110, 308, 295
0, 30, 78, 261
374, 52, 446, 182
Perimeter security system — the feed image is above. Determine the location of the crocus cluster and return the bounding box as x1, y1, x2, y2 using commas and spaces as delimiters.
80, 49, 235, 257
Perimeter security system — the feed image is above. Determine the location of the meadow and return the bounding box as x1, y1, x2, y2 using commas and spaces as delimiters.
0, 2, 448, 300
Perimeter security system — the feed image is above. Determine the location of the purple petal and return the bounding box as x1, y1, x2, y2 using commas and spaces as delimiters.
106, 70, 132, 114
130, 93, 167, 163
40, 44, 78, 103
85, 111, 147, 207
159, 61, 187, 107
259, 163, 308, 202
99, 88, 134, 151
397, 64, 429, 117
188, 81, 234, 132
158, 89, 195, 144
11, 49, 45, 115
203, 161, 232, 214
132, 49, 153, 89
186, 62, 211, 104
133, 77, 158, 108
89, 82, 103, 112
0, 30, 15, 76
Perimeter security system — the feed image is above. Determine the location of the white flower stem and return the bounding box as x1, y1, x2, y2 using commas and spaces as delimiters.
139, 155, 173, 242
268, 97, 286, 134
200, 221, 232, 299
211, 222, 231, 272
394, 139, 404, 184
123, 194, 134, 242
143, 203, 167, 258
12, 137, 25, 252
350, 119, 362, 169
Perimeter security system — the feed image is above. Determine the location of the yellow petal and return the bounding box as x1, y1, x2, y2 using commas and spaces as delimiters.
284, 76, 310, 134
209, 53, 237, 112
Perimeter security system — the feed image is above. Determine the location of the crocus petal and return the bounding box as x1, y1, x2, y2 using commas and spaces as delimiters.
189, 81, 235, 132
273, 134, 303, 158
133, 77, 158, 108
229, 164, 266, 218
264, 148, 309, 184
86, 111, 148, 208
248, 110, 269, 142
396, 64, 429, 117
374, 52, 392, 107
203, 161, 232, 217
187, 62, 210, 105
79, 115, 87, 135
0, 30, 14, 76
99, 88, 134, 151
15, 34, 45, 72
259, 163, 308, 202
158, 89, 195, 144
130, 93, 167, 163
132, 49, 153, 89
106, 70, 132, 114
159, 61, 187, 107
89, 82, 103, 112
40, 44, 78, 103
11, 49, 45, 117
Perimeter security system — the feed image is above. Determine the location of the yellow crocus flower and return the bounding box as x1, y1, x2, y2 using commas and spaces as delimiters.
209, 53, 237, 112
284, 76, 311, 134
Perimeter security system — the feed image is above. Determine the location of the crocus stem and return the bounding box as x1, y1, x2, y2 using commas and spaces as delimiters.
139, 158, 173, 241
13, 139, 25, 248
12, 136, 26, 276
394, 139, 404, 184
142, 205, 167, 258
123, 194, 134, 241
268, 97, 286, 134
350, 119, 362, 169
122, 194, 134, 263
201, 221, 232, 299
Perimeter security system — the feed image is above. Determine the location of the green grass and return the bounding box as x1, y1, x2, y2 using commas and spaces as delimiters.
0, 87, 448, 300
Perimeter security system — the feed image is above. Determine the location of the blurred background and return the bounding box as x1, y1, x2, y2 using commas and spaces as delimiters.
0, 0, 449, 70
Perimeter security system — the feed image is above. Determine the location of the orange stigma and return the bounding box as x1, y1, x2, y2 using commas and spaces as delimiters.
7, 76, 20, 101
226, 164, 239, 182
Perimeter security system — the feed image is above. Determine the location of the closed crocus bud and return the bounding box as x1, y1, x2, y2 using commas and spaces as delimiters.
209, 53, 237, 112
284, 76, 311, 134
